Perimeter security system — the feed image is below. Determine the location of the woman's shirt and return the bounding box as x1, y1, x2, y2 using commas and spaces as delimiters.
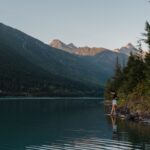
112, 99, 117, 105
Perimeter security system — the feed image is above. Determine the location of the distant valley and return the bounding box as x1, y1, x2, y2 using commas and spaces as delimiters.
50, 39, 139, 85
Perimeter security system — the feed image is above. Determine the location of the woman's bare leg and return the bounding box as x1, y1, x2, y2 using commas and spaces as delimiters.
111, 105, 117, 115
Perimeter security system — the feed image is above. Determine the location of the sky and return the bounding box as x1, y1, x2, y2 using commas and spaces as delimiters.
0, 0, 150, 50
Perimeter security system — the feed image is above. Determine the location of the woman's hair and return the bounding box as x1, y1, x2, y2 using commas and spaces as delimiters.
112, 94, 117, 99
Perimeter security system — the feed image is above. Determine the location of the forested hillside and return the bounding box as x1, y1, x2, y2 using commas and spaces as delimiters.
0, 23, 104, 96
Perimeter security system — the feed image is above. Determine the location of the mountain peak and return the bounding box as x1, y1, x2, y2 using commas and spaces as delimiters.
118, 43, 138, 56
50, 39, 77, 53
50, 39, 65, 48
125, 43, 135, 49
50, 40, 77, 49
67, 43, 77, 49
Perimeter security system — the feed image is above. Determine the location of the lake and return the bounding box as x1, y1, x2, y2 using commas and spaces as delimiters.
0, 98, 150, 150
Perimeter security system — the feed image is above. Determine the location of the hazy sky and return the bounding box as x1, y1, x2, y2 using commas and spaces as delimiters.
0, 0, 150, 49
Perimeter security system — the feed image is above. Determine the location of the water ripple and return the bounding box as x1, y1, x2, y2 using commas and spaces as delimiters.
26, 137, 142, 150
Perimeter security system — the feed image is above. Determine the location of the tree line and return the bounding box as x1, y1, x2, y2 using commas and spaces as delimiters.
105, 22, 150, 112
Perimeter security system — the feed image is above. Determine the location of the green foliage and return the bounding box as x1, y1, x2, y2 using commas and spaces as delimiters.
104, 79, 113, 100
104, 56, 124, 100
105, 21, 150, 113
123, 53, 145, 92
143, 21, 150, 50
144, 53, 150, 89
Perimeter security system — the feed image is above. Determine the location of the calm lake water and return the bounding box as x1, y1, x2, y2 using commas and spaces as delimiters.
0, 98, 150, 150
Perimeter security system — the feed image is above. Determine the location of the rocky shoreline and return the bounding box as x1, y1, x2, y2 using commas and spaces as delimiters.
104, 101, 150, 125
117, 106, 150, 124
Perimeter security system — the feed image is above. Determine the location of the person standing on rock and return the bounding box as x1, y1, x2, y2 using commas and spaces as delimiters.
110, 92, 117, 116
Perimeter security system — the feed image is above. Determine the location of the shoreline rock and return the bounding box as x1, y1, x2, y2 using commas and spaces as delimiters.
118, 108, 150, 124
104, 103, 150, 125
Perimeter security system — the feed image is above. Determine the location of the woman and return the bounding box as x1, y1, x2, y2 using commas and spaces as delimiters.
111, 93, 117, 116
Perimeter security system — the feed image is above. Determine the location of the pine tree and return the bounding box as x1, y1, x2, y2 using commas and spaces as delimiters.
112, 50, 145, 98
144, 53, 150, 92
104, 56, 123, 99
143, 22, 150, 94
143, 21, 150, 51
112, 56, 123, 91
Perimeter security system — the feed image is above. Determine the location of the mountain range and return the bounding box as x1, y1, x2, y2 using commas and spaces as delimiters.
49, 40, 140, 84
0, 23, 138, 96
50, 39, 138, 56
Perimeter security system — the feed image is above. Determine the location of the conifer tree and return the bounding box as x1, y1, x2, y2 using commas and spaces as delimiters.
112, 56, 123, 91
143, 22, 150, 92
143, 21, 150, 50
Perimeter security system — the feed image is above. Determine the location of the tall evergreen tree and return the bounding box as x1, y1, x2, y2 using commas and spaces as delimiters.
124, 53, 145, 93
143, 22, 150, 93
143, 21, 150, 50
112, 56, 123, 91
145, 53, 150, 88
104, 56, 123, 99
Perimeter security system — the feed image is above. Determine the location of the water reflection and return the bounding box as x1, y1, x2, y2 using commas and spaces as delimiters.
0, 98, 149, 150
111, 116, 118, 141
117, 119, 150, 147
